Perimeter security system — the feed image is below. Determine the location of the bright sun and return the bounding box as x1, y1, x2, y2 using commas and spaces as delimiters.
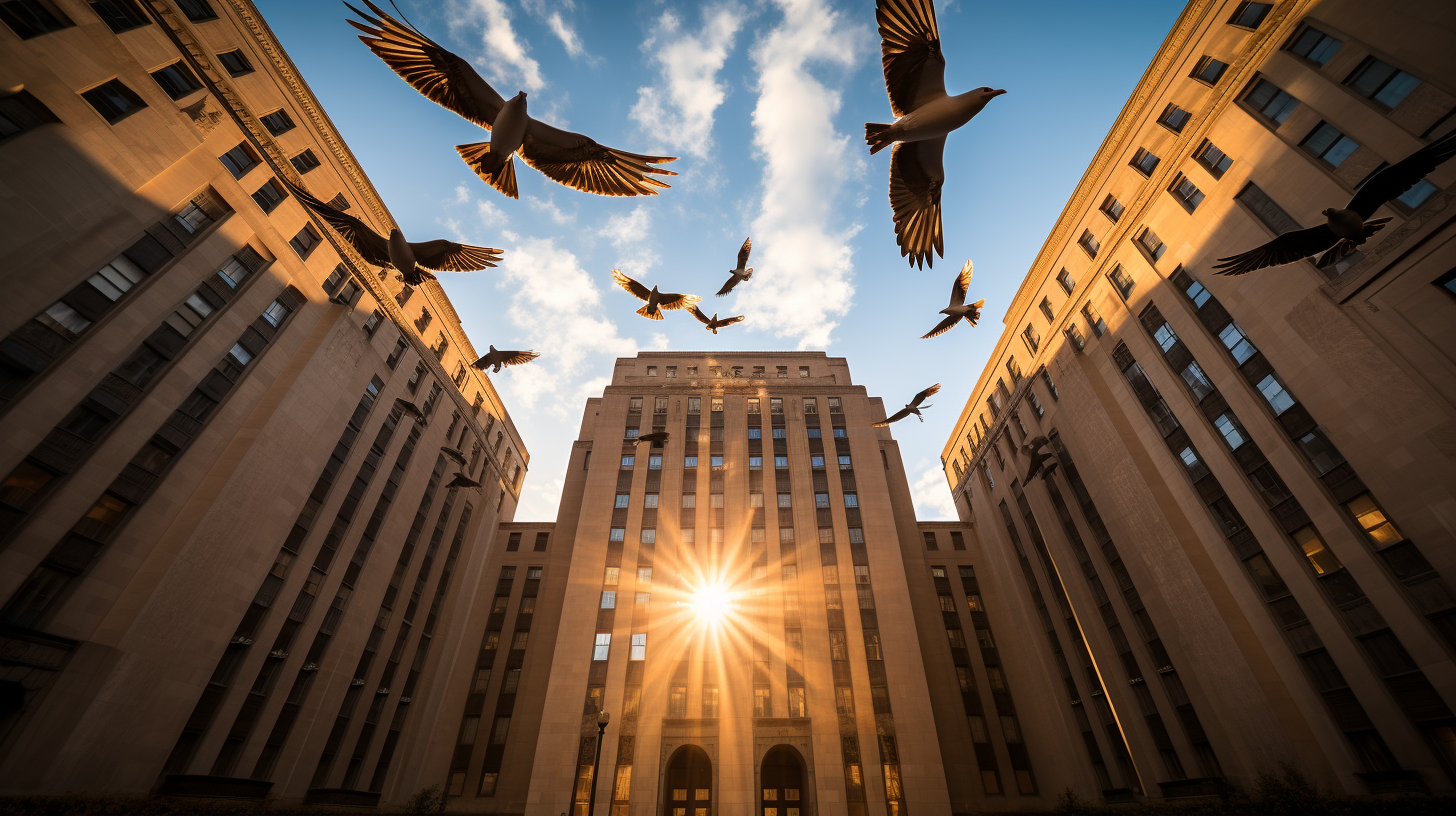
690, 583, 733, 624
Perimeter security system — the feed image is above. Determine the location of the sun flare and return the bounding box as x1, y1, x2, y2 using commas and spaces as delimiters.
689, 583, 734, 624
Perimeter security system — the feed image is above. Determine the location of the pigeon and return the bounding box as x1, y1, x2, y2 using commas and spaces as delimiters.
282, 177, 500, 285
865, 0, 1005, 268
472, 345, 540, 373
688, 305, 746, 334
921, 260, 984, 339
445, 473, 481, 489
632, 431, 670, 446
872, 383, 942, 427
716, 238, 754, 296
440, 446, 467, 466
611, 270, 700, 320
1214, 129, 1456, 275
1022, 436, 1057, 482
347, 1, 676, 199
394, 399, 426, 422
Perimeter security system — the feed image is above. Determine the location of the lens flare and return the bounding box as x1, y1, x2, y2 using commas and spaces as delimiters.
689, 583, 733, 624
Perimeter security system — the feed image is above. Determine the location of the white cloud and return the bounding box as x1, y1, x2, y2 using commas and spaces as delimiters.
630, 5, 744, 159
520, 0, 588, 60
911, 459, 957, 520
598, 205, 660, 278
527, 195, 573, 225
734, 0, 870, 349
452, 0, 545, 93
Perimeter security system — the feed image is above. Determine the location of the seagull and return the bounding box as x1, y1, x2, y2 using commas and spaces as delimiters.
347, 1, 676, 199
282, 177, 500, 285
611, 270, 700, 320
445, 473, 481, 489
865, 0, 1005, 268
394, 399, 426, 422
1214, 129, 1456, 275
1022, 436, 1057, 482
472, 345, 540, 373
716, 238, 754, 296
440, 446, 467, 466
921, 260, 984, 339
688, 305, 746, 334
632, 431, 670, 446
872, 383, 942, 427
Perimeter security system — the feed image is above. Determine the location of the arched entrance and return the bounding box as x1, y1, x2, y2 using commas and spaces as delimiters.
760, 745, 805, 816
663, 744, 712, 816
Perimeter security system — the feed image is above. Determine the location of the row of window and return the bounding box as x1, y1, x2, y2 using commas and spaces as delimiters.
627, 395, 842, 414
618, 452, 851, 471
641, 364, 813, 379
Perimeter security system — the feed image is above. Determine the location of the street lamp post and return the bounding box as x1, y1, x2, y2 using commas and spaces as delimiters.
587, 710, 610, 816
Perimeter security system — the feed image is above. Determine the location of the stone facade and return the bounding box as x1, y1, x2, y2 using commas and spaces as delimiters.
940, 0, 1456, 802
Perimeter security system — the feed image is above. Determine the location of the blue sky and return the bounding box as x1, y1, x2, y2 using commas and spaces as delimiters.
256, 0, 1183, 522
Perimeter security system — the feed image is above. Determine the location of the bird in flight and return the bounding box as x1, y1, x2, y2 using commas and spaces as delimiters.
611, 270, 700, 320
688, 305, 746, 334
866, 0, 1004, 268
472, 345, 540, 373
440, 446, 467, 466
631, 431, 670, 446
1022, 436, 1057, 483
716, 238, 754, 296
283, 177, 500, 285
394, 398, 426, 422
921, 260, 984, 338
873, 383, 942, 426
445, 473, 481, 489
347, 1, 676, 199
1214, 129, 1456, 275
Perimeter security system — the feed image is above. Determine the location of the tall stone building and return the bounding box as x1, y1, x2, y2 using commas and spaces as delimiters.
939, 0, 1456, 803
0, 0, 529, 805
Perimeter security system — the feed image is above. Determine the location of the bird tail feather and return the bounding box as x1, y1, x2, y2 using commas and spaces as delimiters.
865, 122, 894, 154
636, 303, 663, 320
456, 142, 518, 199
1316, 239, 1361, 269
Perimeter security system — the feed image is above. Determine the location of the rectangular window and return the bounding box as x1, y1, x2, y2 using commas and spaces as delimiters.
1078, 229, 1100, 258
218, 142, 258, 178
1153, 322, 1178, 351
665, 366, 676, 378
1345, 494, 1403, 546
1169, 174, 1205, 211
290, 149, 321, 174
81, 79, 145, 122
1056, 267, 1076, 294
1294, 526, 1341, 574
1039, 297, 1055, 322
289, 223, 321, 258
1022, 323, 1040, 352
838, 455, 852, 470
1287, 26, 1341, 67
1191, 55, 1229, 85
1194, 140, 1233, 178
1180, 362, 1214, 401
593, 633, 611, 660
1185, 278, 1212, 307
1245, 78, 1299, 125
770, 398, 783, 414
601, 591, 616, 609
1158, 103, 1191, 132
844, 493, 859, 508
1229, 2, 1271, 28
749, 456, 762, 470
609, 528, 625, 542
0, 0, 74, 38
1346, 56, 1421, 110
775, 456, 788, 469
630, 633, 646, 661
620, 456, 634, 469
683, 456, 697, 469
1082, 302, 1107, 337
150, 61, 200, 100
776, 366, 788, 378
828, 397, 841, 413
649, 456, 662, 470
260, 108, 295, 135
1178, 446, 1210, 480
1130, 147, 1160, 176
748, 397, 760, 414
1218, 322, 1258, 364
1108, 265, 1135, 299
217, 48, 252, 76
1214, 413, 1247, 449
1136, 227, 1166, 261
251, 178, 286, 213
90, 0, 149, 32
1301, 122, 1360, 169
1256, 373, 1296, 414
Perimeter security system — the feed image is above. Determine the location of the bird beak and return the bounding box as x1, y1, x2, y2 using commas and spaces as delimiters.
991, 89, 1007, 97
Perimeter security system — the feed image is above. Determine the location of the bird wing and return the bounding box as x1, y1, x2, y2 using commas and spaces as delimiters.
717, 315, 746, 327
949, 259, 972, 307
521, 120, 677, 197
873, 406, 914, 427
656, 292, 701, 312
611, 269, 653, 301
911, 382, 942, 406
919, 314, 960, 340
496, 350, 540, 368
737, 237, 752, 268
409, 239, 503, 271
876, 0, 946, 117
346, 1, 504, 130
889, 137, 945, 268
688, 304, 712, 325
716, 274, 741, 296
281, 176, 391, 266
1346, 129, 1456, 219
1211, 225, 1339, 276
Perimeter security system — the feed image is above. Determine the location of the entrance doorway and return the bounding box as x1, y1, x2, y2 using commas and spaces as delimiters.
760, 745, 805, 816
664, 745, 712, 816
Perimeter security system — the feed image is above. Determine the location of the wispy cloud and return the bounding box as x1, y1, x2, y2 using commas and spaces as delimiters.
734, 0, 870, 348
521, 0, 591, 60
451, 0, 545, 92
630, 4, 744, 159
912, 458, 957, 520
598, 205, 660, 279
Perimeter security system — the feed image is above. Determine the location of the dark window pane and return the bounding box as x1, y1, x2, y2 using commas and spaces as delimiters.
81, 79, 146, 123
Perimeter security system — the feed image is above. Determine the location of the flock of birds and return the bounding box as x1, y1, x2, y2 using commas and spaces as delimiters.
295, 0, 1456, 445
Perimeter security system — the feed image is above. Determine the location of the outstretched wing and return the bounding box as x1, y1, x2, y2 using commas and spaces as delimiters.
873, 406, 914, 427
281, 176, 391, 266
889, 137, 945, 268
656, 292, 701, 312
716, 274, 741, 297
717, 315, 746, 328
521, 120, 676, 197
1347, 129, 1456, 219
611, 269, 653, 302
409, 239, 503, 271
920, 314, 960, 340
876, 0, 946, 117
688, 304, 712, 325
737, 237, 752, 268
1212, 225, 1339, 276
346, 1, 504, 130
911, 383, 942, 406
949, 259, 972, 307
